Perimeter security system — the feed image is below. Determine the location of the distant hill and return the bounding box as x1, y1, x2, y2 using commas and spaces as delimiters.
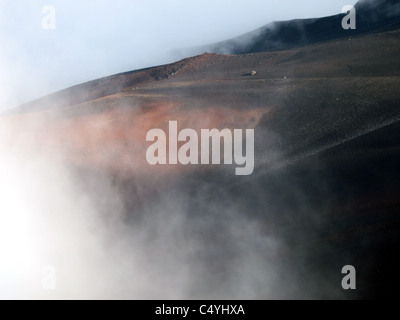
8, 0, 399, 116
201, 0, 400, 54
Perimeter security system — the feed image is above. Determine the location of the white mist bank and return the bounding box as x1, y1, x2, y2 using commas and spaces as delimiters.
0, 129, 283, 299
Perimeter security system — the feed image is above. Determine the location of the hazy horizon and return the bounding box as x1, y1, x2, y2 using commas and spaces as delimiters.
0, 0, 357, 110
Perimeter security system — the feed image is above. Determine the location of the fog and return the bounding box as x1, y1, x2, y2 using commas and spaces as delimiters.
0, 0, 364, 300
0, 131, 285, 299
0, 99, 352, 299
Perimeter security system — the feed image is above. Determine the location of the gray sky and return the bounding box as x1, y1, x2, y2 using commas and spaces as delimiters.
0, 0, 357, 109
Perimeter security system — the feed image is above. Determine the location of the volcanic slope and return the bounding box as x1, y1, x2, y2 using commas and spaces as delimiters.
1, 29, 400, 299
202, 0, 400, 54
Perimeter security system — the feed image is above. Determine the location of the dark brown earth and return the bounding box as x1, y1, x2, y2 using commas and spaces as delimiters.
1, 28, 399, 299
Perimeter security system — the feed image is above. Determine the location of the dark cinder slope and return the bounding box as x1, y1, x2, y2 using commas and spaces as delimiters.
1, 19, 399, 300
203, 0, 400, 54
